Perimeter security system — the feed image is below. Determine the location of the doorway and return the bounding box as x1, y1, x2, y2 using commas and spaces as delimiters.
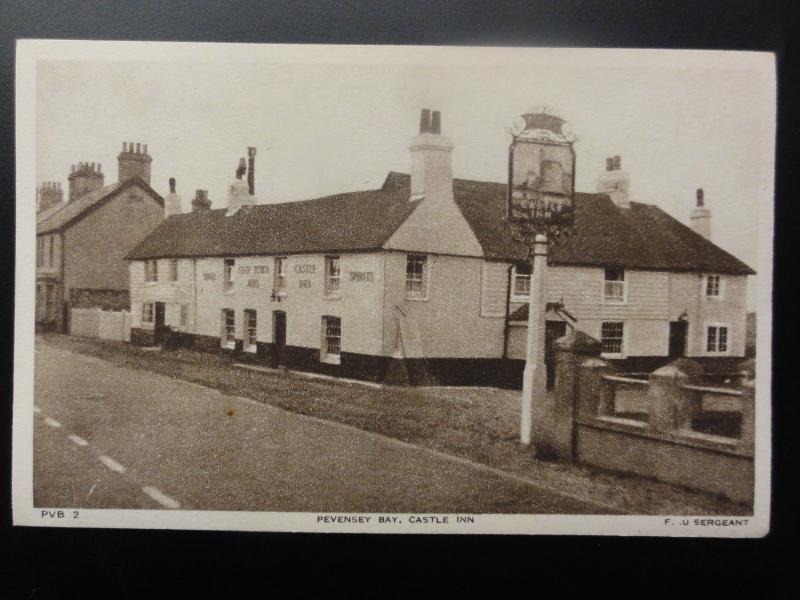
154, 301, 167, 344
668, 321, 688, 359
273, 310, 287, 366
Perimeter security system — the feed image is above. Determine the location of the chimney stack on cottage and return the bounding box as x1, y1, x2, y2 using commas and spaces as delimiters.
596, 154, 631, 209
67, 162, 104, 202
409, 108, 454, 201
226, 152, 256, 215
117, 141, 153, 184
690, 187, 711, 239
164, 177, 183, 218
37, 181, 64, 212
247, 147, 257, 196
192, 189, 212, 212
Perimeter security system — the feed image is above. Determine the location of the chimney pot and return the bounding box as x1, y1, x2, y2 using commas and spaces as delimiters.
696, 188, 704, 207
606, 157, 614, 171
128, 142, 134, 153
430, 111, 441, 134
143, 144, 148, 154
420, 109, 431, 134
135, 143, 140, 154
169, 177, 176, 194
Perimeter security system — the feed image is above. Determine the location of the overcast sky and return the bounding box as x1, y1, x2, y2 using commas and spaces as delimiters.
35, 48, 774, 308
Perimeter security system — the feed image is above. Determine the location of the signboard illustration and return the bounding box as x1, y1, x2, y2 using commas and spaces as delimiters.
507, 111, 576, 228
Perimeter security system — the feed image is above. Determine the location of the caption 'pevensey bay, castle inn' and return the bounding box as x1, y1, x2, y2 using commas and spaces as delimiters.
125, 110, 754, 387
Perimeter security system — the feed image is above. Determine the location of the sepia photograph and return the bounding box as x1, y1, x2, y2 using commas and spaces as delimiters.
13, 40, 775, 536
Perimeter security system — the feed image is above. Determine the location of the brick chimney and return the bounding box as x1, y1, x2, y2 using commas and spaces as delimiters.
409, 109, 454, 201
164, 177, 182, 218
67, 162, 104, 202
192, 189, 212, 212
690, 188, 711, 239
596, 155, 630, 209
117, 141, 152, 184
37, 181, 63, 212
247, 147, 257, 196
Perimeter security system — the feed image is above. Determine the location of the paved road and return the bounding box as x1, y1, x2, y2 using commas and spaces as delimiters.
34, 343, 605, 513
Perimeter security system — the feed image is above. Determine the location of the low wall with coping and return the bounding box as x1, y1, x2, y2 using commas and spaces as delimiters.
536, 331, 754, 505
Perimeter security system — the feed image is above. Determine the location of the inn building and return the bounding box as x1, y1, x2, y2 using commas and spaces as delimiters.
36, 143, 165, 331
125, 111, 754, 387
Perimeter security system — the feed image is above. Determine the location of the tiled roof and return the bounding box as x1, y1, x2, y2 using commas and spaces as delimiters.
36, 177, 163, 235
126, 180, 421, 260
127, 171, 755, 276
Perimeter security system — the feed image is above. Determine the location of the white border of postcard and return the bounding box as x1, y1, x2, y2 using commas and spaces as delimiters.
13, 40, 775, 536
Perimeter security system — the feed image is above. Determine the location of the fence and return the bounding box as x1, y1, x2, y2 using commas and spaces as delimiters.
534, 329, 754, 505
70, 308, 131, 342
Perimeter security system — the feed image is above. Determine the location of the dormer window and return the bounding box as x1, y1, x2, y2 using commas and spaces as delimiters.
705, 274, 723, 298
603, 266, 626, 303
511, 263, 531, 301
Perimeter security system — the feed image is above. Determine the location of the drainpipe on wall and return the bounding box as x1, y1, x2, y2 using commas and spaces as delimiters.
502, 263, 514, 359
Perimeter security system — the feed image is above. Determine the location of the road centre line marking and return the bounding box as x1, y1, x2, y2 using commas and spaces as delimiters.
68, 434, 89, 447
142, 486, 181, 509
98, 455, 126, 473
43, 417, 61, 428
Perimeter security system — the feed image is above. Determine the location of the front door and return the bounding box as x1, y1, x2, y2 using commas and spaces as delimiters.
668, 321, 688, 359
154, 301, 167, 344
545, 320, 568, 390
273, 311, 287, 366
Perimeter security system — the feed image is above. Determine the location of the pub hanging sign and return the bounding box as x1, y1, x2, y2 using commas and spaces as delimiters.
507, 111, 576, 230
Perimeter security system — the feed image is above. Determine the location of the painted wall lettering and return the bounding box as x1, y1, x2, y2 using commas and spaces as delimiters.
253, 265, 269, 274
294, 264, 316, 274
203, 273, 216, 281
247, 279, 259, 288
349, 271, 374, 282
239, 266, 252, 274
299, 279, 311, 289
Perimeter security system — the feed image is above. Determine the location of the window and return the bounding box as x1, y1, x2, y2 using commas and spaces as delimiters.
705, 274, 722, 298
405, 254, 428, 299
601, 321, 624, 356
36, 237, 43, 267
512, 263, 531, 300
223, 259, 235, 291
603, 266, 626, 303
274, 257, 287, 290
179, 304, 188, 329
321, 316, 341, 364
142, 302, 154, 324
706, 325, 729, 353
244, 309, 257, 352
325, 256, 341, 296
48, 236, 54, 267
169, 259, 179, 282
145, 259, 158, 282
221, 309, 236, 348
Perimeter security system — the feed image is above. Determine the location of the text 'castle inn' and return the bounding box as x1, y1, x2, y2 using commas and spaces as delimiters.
122, 110, 753, 388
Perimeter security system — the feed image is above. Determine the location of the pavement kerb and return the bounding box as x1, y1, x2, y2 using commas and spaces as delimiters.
51, 346, 624, 514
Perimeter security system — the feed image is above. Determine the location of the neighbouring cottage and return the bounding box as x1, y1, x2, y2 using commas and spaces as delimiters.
35, 143, 165, 331
125, 110, 754, 387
